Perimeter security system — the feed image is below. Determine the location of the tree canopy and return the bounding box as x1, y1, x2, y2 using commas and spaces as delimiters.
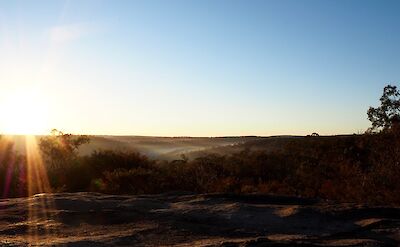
39, 129, 90, 169
367, 85, 400, 132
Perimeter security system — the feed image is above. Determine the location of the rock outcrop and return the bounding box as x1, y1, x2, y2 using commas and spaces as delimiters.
0, 193, 398, 246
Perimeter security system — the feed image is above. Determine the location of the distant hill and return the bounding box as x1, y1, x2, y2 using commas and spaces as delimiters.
3, 135, 358, 160
83, 135, 262, 160
2, 135, 264, 160
182, 135, 303, 159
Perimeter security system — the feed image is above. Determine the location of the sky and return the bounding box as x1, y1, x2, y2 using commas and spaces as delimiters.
0, 0, 399, 136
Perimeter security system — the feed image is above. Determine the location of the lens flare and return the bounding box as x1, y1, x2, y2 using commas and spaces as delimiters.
24, 135, 59, 244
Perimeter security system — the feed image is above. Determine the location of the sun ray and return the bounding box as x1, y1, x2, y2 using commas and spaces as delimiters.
24, 135, 59, 244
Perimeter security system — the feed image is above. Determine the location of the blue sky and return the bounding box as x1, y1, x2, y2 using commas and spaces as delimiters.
0, 0, 399, 136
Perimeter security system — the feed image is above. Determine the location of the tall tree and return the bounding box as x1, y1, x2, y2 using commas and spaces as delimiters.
367, 85, 400, 132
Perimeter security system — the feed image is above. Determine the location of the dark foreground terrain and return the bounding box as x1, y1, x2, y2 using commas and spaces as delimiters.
0, 193, 399, 246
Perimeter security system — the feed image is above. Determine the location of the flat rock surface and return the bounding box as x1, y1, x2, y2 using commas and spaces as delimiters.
0, 192, 399, 246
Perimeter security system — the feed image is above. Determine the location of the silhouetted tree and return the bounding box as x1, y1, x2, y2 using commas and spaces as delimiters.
39, 129, 90, 169
367, 85, 400, 132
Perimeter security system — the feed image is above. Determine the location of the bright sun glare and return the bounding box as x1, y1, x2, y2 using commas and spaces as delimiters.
0, 90, 49, 135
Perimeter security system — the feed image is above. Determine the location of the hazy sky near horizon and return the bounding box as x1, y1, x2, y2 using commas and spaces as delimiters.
0, 0, 399, 136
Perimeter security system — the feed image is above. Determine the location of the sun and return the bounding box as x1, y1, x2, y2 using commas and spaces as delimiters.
0, 90, 50, 135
